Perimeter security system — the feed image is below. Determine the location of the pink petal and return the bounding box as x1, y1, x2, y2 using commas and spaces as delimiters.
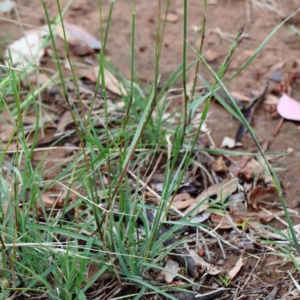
277, 93, 300, 121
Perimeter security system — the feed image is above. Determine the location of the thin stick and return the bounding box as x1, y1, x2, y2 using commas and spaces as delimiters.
273, 117, 284, 136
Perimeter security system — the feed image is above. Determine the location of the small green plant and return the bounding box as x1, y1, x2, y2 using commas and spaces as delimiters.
219, 275, 231, 287
237, 217, 251, 232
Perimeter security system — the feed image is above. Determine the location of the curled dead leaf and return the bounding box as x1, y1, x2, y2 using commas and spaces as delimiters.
248, 185, 277, 210
212, 156, 228, 172
171, 193, 195, 210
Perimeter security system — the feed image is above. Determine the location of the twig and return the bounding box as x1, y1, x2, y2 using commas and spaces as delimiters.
218, 238, 226, 260
273, 117, 284, 136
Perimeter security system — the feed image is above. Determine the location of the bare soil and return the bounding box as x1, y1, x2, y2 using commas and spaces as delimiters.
1, 0, 300, 299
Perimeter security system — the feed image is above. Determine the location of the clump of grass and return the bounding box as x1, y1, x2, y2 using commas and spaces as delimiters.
0, 1, 299, 299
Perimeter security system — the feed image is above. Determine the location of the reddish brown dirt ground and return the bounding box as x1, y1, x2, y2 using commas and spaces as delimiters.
1, 0, 300, 298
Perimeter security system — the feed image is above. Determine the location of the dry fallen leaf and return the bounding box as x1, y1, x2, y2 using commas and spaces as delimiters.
229, 157, 262, 179
189, 249, 222, 275
210, 209, 281, 229
184, 179, 237, 215
269, 60, 285, 72
264, 94, 279, 106
5, 26, 49, 67
165, 12, 179, 23
172, 193, 194, 209
70, 42, 94, 56
212, 156, 228, 172
228, 256, 243, 280
221, 136, 236, 149
74, 68, 97, 82
243, 49, 256, 57
230, 92, 251, 102
57, 111, 73, 132
0, 123, 15, 142
94, 67, 128, 96
277, 93, 300, 121
204, 49, 219, 63
190, 211, 211, 223
160, 259, 181, 283
55, 22, 101, 50
248, 185, 277, 210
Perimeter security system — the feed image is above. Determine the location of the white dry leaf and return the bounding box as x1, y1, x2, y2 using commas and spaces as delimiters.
160, 259, 181, 283
190, 211, 211, 223
5, 26, 49, 67
0, 0, 16, 12
55, 22, 101, 50
94, 67, 128, 96
166, 134, 173, 160
189, 249, 222, 275
221, 136, 236, 148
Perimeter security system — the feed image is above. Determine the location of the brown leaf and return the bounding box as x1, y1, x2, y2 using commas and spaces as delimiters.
57, 111, 73, 132
212, 156, 228, 172
204, 49, 219, 63
183, 179, 237, 215
269, 61, 285, 72
229, 157, 262, 179
0, 123, 15, 142
230, 92, 252, 102
70, 42, 94, 56
94, 67, 128, 96
38, 193, 57, 209
243, 49, 256, 57
248, 185, 277, 210
228, 256, 243, 280
210, 214, 243, 229
22, 73, 50, 90
211, 209, 281, 229
74, 68, 97, 82
86, 264, 100, 281
172, 193, 195, 209
164, 12, 179, 23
